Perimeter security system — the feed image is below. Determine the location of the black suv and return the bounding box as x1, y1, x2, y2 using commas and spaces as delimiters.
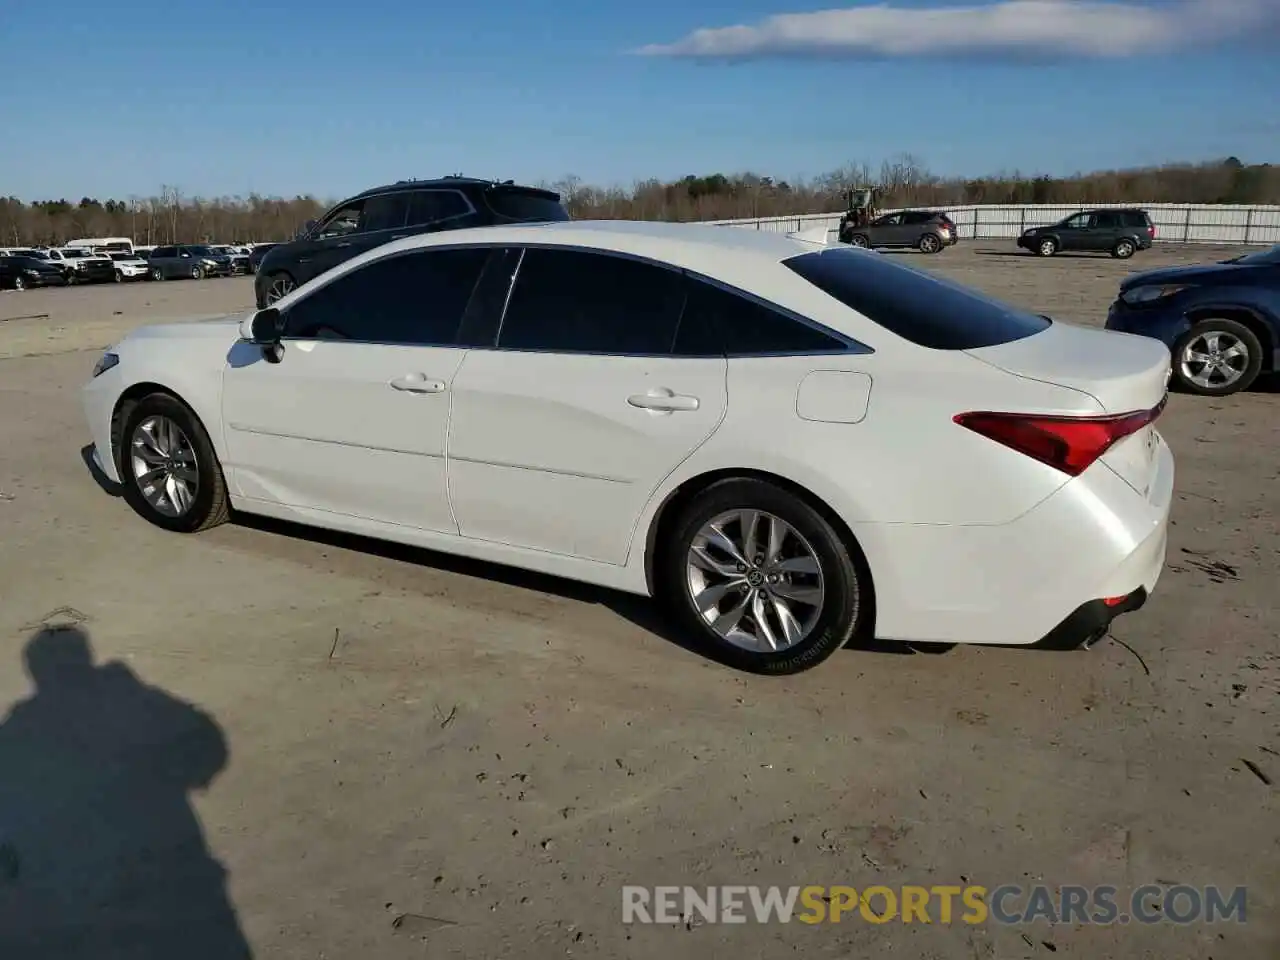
254, 177, 569, 307
839, 210, 958, 253
1017, 208, 1154, 259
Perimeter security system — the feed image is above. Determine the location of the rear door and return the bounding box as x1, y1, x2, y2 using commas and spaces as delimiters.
1090, 211, 1123, 250
446, 246, 727, 565
404, 189, 475, 235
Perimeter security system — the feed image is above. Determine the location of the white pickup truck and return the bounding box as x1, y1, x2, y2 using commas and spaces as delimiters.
44, 247, 116, 283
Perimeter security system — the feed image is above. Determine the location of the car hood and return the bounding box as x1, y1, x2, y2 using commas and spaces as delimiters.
124, 314, 246, 343
1118, 262, 1248, 292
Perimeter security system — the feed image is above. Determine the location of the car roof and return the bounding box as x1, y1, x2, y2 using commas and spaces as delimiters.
347, 176, 558, 203
388, 218, 823, 267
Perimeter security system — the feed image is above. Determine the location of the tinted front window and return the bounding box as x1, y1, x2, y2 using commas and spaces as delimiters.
317, 202, 363, 239
282, 248, 489, 345
498, 248, 684, 354
680, 279, 848, 356
406, 190, 471, 226
784, 248, 1050, 350
483, 189, 570, 222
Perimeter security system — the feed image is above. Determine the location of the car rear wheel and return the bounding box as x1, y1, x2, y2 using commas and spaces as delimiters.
1112, 239, 1136, 259
119, 393, 230, 533
264, 272, 297, 304
151, 266, 164, 281
848, 234, 869, 248
918, 233, 941, 254
1037, 238, 1058, 257
659, 479, 867, 675
12, 277, 25, 291
1172, 319, 1263, 397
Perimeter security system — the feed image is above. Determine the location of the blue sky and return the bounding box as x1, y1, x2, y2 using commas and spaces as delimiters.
1, 0, 1275, 202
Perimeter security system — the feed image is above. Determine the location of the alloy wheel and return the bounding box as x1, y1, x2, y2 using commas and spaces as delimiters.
1180, 330, 1249, 391
685, 509, 826, 653
130, 415, 200, 517
266, 276, 295, 303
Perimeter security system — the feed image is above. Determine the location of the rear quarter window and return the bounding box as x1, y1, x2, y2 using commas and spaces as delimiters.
483, 190, 570, 222
783, 248, 1051, 350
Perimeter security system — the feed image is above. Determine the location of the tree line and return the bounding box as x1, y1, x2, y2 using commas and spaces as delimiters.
1, 157, 1274, 247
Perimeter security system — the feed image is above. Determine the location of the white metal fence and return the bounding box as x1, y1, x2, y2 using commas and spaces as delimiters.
704, 203, 1280, 246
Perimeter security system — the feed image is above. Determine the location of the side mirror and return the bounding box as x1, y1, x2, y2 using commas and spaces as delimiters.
240, 308, 285, 362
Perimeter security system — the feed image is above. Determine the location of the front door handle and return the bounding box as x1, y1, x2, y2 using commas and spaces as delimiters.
390, 374, 446, 394
628, 388, 700, 412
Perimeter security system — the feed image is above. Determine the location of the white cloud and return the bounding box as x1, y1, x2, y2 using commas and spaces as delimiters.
634, 0, 1278, 60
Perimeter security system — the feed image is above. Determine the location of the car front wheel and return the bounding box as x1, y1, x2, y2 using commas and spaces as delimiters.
1037, 238, 1057, 257
118, 393, 230, 533
1172, 319, 1263, 397
659, 479, 868, 674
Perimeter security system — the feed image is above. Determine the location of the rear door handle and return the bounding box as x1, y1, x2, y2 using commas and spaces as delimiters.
628, 388, 699, 412
390, 374, 446, 394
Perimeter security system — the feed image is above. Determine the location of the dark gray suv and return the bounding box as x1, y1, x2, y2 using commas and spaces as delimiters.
1017, 208, 1155, 259
254, 176, 569, 307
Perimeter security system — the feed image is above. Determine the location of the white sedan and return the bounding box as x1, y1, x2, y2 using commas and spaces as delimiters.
82, 220, 1174, 674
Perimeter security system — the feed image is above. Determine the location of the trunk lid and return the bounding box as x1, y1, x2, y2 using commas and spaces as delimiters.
966, 321, 1171, 497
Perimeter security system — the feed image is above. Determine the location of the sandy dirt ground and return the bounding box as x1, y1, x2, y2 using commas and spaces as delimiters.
0, 243, 1276, 959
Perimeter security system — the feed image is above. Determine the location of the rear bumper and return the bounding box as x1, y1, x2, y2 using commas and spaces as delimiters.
853, 434, 1174, 647
1032, 587, 1148, 650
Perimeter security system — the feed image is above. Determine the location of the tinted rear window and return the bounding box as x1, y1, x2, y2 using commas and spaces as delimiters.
783, 248, 1051, 350
483, 189, 569, 222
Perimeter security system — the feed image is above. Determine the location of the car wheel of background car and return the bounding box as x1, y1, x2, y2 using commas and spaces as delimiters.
1172, 318, 1263, 397
119, 392, 230, 534
265, 272, 297, 304
918, 233, 941, 254
1112, 239, 1136, 259
114, 270, 123, 282
151, 266, 164, 281
848, 234, 869, 248
12, 277, 25, 291
190, 265, 204, 280
658, 478, 867, 675
1037, 238, 1058, 257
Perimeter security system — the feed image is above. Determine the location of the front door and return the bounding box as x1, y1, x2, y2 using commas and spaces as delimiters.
221, 246, 492, 532
1057, 212, 1093, 251
446, 247, 728, 565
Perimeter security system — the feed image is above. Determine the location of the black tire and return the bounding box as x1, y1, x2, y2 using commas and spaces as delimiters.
1170, 318, 1263, 397
190, 264, 204, 280
848, 234, 869, 248
12, 276, 25, 291
151, 266, 164, 281
114, 270, 123, 283
918, 232, 942, 254
1037, 237, 1058, 257
1111, 239, 1136, 259
657, 478, 868, 675
118, 392, 231, 533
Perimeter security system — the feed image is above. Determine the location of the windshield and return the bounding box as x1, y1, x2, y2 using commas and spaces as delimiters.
1226, 244, 1280, 266
186, 245, 215, 256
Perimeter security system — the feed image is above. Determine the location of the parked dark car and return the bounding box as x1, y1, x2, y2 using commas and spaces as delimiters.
0, 255, 68, 290
146, 244, 234, 280
1018, 208, 1154, 259
208, 245, 251, 275
1105, 243, 1279, 396
839, 210, 957, 253
254, 176, 570, 307
248, 243, 278, 275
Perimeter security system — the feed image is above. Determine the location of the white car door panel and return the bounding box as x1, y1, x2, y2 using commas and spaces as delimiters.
223, 340, 464, 533
220, 244, 492, 533
447, 351, 727, 564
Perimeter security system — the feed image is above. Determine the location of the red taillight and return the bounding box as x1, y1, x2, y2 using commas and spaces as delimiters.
1148, 224, 1156, 238
954, 399, 1165, 476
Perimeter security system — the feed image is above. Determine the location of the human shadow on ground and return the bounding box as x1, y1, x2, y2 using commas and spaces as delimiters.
0, 626, 250, 959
